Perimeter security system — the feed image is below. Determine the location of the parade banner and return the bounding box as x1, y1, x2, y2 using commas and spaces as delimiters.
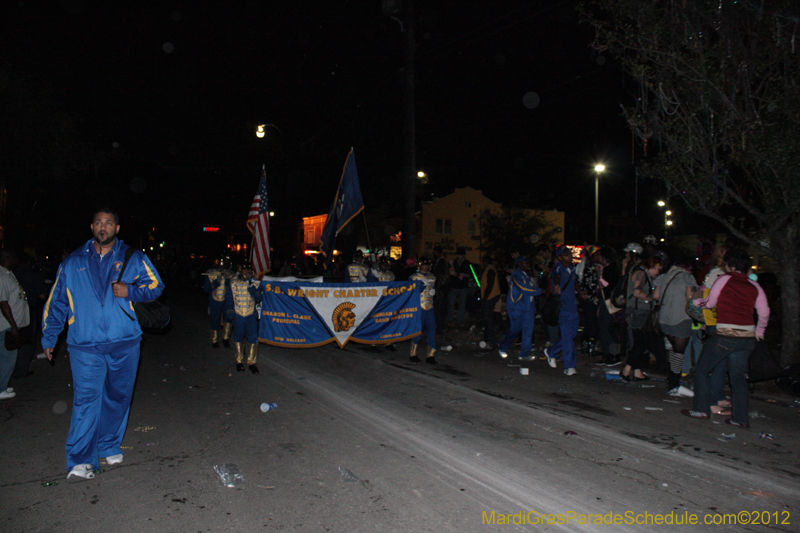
258, 281, 421, 348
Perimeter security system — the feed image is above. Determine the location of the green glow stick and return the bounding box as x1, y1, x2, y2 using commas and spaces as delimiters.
469, 264, 481, 288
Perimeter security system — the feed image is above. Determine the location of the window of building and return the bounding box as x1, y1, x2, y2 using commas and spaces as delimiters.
435, 218, 452, 235
305, 229, 316, 244
468, 220, 476, 235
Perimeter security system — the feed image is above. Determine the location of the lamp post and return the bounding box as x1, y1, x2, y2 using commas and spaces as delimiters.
594, 164, 605, 243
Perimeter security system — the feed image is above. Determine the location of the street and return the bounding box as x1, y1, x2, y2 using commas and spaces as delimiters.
1, 286, 798, 532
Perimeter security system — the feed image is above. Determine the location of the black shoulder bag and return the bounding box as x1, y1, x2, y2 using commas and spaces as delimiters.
117, 247, 170, 329
642, 270, 678, 336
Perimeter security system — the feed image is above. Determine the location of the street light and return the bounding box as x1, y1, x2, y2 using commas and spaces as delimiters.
255, 123, 283, 139
657, 200, 672, 241
593, 164, 605, 242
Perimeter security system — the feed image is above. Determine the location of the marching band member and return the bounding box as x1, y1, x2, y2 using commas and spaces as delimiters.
203, 262, 233, 348
345, 250, 369, 282
370, 257, 398, 351
409, 257, 438, 365
371, 257, 395, 282
224, 262, 263, 374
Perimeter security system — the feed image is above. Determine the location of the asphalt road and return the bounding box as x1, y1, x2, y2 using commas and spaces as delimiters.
2, 286, 798, 532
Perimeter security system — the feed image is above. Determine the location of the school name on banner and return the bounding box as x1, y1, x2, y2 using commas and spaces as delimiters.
258, 281, 422, 348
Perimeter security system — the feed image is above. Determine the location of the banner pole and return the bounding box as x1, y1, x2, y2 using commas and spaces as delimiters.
362, 210, 372, 253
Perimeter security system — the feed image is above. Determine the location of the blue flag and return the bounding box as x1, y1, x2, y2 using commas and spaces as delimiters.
320, 149, 364, 267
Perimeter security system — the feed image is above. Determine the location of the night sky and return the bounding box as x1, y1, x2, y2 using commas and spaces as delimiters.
2, 0, 670, 254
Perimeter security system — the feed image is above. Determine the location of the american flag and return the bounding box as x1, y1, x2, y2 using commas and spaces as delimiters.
247, 167, 271, 276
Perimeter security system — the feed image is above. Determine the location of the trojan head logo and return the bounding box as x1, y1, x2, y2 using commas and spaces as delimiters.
332, 301, 356, 332
113, 261, 124, 272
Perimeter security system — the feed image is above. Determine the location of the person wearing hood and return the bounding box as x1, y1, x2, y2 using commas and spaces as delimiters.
498, 257, 541, 361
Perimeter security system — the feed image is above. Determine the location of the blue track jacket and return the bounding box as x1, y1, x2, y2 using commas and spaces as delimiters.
42, 238, 165, 349
506, 268, 541, 314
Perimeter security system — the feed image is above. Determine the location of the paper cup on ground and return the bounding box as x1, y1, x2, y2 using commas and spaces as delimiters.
520, 368, 529, 376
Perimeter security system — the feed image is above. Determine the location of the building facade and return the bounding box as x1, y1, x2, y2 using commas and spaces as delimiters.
416, 187, 565, 264
299, 187, 565, 265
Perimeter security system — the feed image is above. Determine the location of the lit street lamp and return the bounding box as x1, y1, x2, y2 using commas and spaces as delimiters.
657, 200, 673, 241
594, 164, 605, 242
255, 123, 282, 139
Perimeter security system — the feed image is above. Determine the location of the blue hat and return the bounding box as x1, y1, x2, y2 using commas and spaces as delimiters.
515, 256, 529, 266
555, 245, 570, 257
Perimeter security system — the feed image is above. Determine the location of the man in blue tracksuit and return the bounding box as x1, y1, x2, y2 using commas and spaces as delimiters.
545, 246, 579, 375
42, 208, 164, 482
498, 257, 541, 361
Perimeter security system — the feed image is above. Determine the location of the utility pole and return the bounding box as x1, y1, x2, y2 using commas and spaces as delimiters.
400, 0, 416, 260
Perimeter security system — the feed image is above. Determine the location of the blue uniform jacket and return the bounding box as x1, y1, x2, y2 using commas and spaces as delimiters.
42, 238, 165, 349
223, 277, 262, 318
506, 268, 541, 314
551, 262, 578, 314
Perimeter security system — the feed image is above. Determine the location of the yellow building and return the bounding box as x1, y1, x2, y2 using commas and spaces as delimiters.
416, 187, 565, 264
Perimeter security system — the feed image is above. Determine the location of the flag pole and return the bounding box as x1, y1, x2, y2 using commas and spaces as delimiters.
352, 146, 372, 254
362, 211, 372, 254
249, 164, 264, 266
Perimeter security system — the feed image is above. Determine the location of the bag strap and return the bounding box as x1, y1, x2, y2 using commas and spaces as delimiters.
600, 274, 616, 300
116, 247, 137, 322
117, 247, 135, 283
558, 267, 575, 292
655, 270, 680, 308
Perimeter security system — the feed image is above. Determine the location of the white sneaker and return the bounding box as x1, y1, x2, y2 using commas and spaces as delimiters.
544, 347, 557, 368
668, 387, 681, 396
564, 368, 577, 376
0, 390, 16, 400
67, 464, 95, 482
105, 454, 124, 465
6, 387, 13, 393
498, 350, 508, 359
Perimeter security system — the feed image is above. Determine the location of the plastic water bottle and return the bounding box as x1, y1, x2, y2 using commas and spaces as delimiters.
260, 403, 278, 412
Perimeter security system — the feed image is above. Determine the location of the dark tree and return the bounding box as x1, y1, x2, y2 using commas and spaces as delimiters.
480, 207, 561, 267
582, 0, 800, 365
